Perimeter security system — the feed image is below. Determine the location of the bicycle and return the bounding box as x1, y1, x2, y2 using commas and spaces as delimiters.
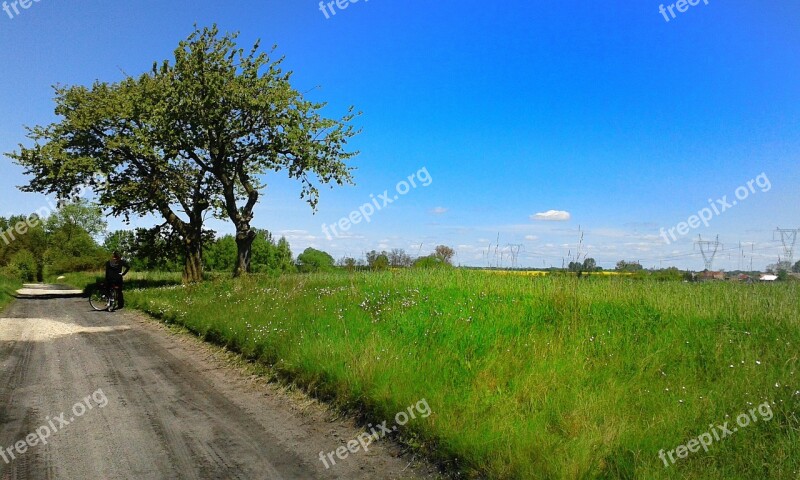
89, 282, 122, 312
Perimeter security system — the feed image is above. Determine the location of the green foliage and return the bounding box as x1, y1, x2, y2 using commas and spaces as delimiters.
274, 237, 296, 273
45, 199, 106, 239
7, 249, 37, 282
413, 254, 451, 269
388, 248, 413, 268
567, 261, 583, 273
793, 261, 800, 274
0, 204, 106, 280
125, 271, 800, 479
204, 235, 237, 272
9, 25, 358, 280
297, 247, 334, 273
204, 230, 294, 274
0, 272, 22, 312
340, 257, 358, 272
372, 254, 390, 271
103, 230, 136, 257
636, 267, 687, 282
616, 260, 644, 272
2, 217, 47, 281
46, 228, 107, 275
582, 257, 598, 272
434, 245, 455, 265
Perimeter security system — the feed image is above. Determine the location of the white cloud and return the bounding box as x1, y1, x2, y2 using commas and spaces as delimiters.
524, 235, 539, 241
531, 210, 571, 221
279, 229, 318, 242
430, 207, 449, 215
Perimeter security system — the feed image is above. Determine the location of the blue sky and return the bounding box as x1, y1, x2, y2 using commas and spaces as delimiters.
1, 0, 798, 270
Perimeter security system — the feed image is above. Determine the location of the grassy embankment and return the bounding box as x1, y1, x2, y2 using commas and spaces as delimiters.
60, 270, 800, 479
0, 275, 22, 312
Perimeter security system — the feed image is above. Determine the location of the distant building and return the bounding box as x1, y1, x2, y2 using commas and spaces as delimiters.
759, 274, 779, 282
697, 271, 725, 281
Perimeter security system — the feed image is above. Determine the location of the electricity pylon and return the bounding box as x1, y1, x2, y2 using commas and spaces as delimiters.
695, 235, 722, 271
506, 244, 523, 269
775, 228, 799, 264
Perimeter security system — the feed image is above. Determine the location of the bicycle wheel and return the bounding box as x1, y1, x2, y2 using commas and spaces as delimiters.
89, 288, 110, 311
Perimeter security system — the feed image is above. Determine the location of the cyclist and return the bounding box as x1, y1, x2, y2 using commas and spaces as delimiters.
105, 251, 130, 309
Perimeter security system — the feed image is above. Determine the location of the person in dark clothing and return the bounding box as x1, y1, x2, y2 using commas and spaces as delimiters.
105, 251, 130, 309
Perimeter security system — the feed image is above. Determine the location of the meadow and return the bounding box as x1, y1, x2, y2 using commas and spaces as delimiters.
60, 270, 800, 479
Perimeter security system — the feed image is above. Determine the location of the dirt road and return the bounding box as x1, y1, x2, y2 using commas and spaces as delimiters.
0, 293, 437, 479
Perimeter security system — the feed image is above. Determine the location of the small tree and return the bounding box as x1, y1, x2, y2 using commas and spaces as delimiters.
616, 260, 643, 273
767, 261, 793, 274
104, 230, 136, 257
389, 248, 413, 268
297, 247, 335, 273
434, 245, 455, 265
582, 258, 597, 272
274, 237, 295, 273
45, 199, 107, 242
339, 257, 357, 272
372, 254, 390, 271
9, 250, 37, 282
365, 250, 388, 269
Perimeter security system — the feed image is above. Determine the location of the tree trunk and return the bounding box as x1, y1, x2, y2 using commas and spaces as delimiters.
233, 229, 256, 277
183, 237, 204, 284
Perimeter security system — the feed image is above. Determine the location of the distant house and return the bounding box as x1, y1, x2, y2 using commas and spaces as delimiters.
735, 274, 753, 283
759, 274, 779, 282
698, 271, 725, 281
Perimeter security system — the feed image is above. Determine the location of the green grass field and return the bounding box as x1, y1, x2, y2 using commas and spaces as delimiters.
61, 270, 800, 479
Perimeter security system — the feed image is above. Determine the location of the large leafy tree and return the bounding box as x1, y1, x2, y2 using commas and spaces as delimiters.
159, 26, 359, 276
9, 25, 357, 281
9, 66, 217, 283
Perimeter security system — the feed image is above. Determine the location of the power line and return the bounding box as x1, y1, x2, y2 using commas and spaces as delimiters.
695, 235, 722, 270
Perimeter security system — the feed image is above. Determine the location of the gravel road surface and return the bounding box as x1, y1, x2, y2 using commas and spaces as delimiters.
0, 293, 438, 480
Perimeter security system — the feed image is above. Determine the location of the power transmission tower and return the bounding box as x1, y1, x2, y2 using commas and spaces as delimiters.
775, 228, 799, 264
695, 235, 722, 271
506, 244, 523, 269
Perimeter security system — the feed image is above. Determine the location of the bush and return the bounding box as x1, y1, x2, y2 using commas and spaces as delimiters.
9, 250, 37, 282
372, 254, 390, 271
297, 248, 335, 273
413, 255, 451, 269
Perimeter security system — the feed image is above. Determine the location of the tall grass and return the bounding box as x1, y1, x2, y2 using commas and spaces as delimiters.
0, 274, 21, 312
97, 270, 798, 478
